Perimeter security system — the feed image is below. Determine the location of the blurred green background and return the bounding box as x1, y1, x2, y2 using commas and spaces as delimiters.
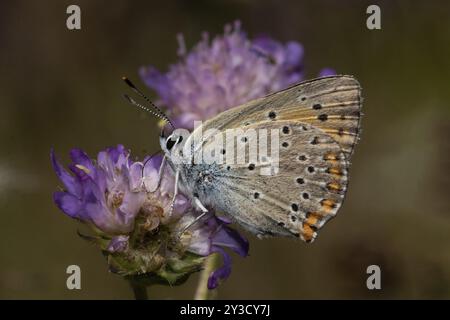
1, 0, 449, 299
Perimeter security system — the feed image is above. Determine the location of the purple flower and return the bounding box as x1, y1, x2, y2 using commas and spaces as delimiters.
51, 145, 145, 236
140, 21, 305, 130
51, 147, 248, 287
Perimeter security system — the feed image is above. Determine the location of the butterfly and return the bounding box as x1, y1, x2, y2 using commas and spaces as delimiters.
125, 75, 362, 242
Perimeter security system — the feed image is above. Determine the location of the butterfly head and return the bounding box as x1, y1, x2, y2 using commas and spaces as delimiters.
159, 127, 191, 161
160, 133, 181, 153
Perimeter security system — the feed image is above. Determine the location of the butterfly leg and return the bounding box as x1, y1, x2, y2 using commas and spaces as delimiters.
165, 167, 210, 235
168, 168, 180, 216
179, 197, 209, 235
193, 197, 208, 213
147, 155, 166, 193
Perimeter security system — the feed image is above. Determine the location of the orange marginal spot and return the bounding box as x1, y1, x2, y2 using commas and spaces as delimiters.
327, 167, 341, 175
305, 212, 320, 226
327, 167, 343, 178
320, 199, 336, 212
327, 182, 342, 192
324, 154, 340, 166
324, 153, 338, 160
327, 167, 342, 176
301, 223, 315, 242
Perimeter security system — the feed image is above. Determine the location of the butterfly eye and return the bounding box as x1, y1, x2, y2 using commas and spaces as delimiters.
166, 137, 177, 150
166, 135, 184, 151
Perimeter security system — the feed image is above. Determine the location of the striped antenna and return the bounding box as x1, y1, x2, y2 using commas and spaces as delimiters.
122, 76, 175, 129
123, 94, 168, 123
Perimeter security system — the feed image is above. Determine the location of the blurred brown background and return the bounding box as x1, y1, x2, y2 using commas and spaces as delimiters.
1, 0, 449, 299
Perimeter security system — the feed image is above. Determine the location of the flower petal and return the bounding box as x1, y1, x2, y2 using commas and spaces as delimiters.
107, 235, 129, 253
143, 158, 160, 192
107, 144, 126, 164
53, 191, 82, 218
118, 192, 144, 227
144, 154, 163, 171
50, 149, 81, 198
69, 148, 96, 178
129, 162, 144, 191
212, 225, 249, 257
284, 42, 304, 67
172, 194, 190, 217
207, 247, 232, 289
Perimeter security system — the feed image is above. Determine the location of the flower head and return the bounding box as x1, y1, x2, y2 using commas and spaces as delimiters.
51, 145, 145, 235
140, 21, 334, 130
51, 146, 248, 288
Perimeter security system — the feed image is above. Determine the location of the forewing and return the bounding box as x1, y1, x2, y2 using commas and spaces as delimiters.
195, 75, 362, 160
188, 75, 362, 242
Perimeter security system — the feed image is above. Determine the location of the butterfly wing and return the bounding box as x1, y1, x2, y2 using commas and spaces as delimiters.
204, 120, 349, 242
186, 75, 361, 242
194, 75, 361, 160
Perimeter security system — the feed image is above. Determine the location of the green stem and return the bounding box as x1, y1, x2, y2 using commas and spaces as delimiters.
129, 280, 148, 300
194, 253, 220, 300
